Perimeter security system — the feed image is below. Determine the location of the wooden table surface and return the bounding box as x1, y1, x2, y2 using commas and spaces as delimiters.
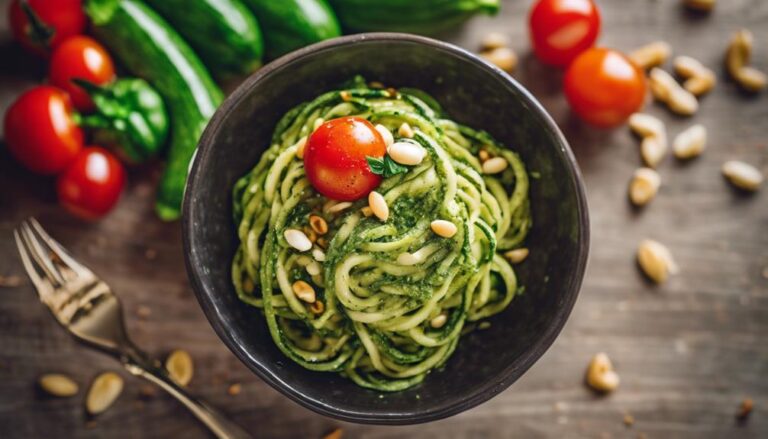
1, 0, 766, 437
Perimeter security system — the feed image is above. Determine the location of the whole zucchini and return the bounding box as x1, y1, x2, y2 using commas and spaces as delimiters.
328, 0, 500, 35
241, 0, 341, 59
85, 0, 224, 221
144, 0, 264, 77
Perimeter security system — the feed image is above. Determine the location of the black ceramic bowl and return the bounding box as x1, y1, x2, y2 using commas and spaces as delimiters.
182, 33, 589, 425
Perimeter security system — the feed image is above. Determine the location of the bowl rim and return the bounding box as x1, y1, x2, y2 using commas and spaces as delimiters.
182, 32, 590, 425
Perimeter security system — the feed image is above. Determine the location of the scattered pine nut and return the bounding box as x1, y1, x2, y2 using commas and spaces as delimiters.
430, 313, 448, 329
481, 32, 509, 50
674, 56, 716, 96
504, 248, 530, 264
361, 206, 373, 217
722, 160, 763, 191
684, 0, 715, 12
673, 124, 706, 159
303, 227, 318, 243
296, 136, 308, 159
637, 239, 679, 284
316, 237, 329, 249
726, 29, 767, 92
629, 168, 661, 206
482, 157, 508, 174
398, 122, 415, 138
165, 350, 194, 386
478, 149, 490, 162
306, 261, 322, 276
284, 229, 312, 252
375, 124, 394, 147
86, 372, 124, 415
481, 47, 518, 73
340, 91, 351, 102
586, 353, 620, 393
368, 191, 389, 221
623, 413, 635, 427
388, 141, 426, 166
227, 383, 242, 396
292, 280, 316, 303
312, 248, 326, 262
649, 68, 699, 115
430, 220, 458, 238
641, 137, 667, 168
325, 201, 353, 215
39, 374, 79, 397
309, 215, 328, 235
629, 41, 671, 70
628, 113, 666, 140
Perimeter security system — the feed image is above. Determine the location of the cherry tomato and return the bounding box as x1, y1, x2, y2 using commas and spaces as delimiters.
564, 48, 647, 128
9, 0, 87, 56
57, 147, 126, 220
49, 36, 116, 111
4, 86, 84, 174
304, 116, 386, 201
529, 0, 601, 67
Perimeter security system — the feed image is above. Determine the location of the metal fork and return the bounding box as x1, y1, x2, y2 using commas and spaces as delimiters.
14, 218, 250, 439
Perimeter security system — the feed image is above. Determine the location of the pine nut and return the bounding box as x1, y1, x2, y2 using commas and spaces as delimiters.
292, 280, 316, 303
284, 229, 312, 252
684, 0, 715, 12
430, 220, 458, 238
673, 124, 706, 159
722, 160, 763, 191
726, 29, 767, 92
674, 56, 716, 96
629, 41, 671, 70
39, 374, 79, 397
481, 32, 509, 50
86, 372, 124, 415
313, 118, 324, 130
481, 47, 518, 73
637, 239, 679, 284
398, 122, 414, 138
309, 300, 325, 315
368, 191, 389, 221
306, 261, 321, 276
316, 237, 328, 249
388, 141, 426, 166
375, 124, 394, 147
649, 68, 698, 115
296, 255, 312, 267
628, 113, 666, 140
165, 350, 194, 386
430, 313, 448, 329
308, 214, 328, 235
586, 353, 620, 393
641, 137, 667, 168
340, 91, 352, 102
629, 168, 661, 206
303, 227, 317, 243
482, 156, 508, 174
478, 149, 490, 162
312, 248, 326, 262
296, 136, 308, 159
361, 206, 373, 217
325, 201, 353, 214
504, 248, 529, 264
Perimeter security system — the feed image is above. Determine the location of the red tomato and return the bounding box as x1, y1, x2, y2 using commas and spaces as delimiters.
304, 116, 386, 201
9, 0, 87, 56
529, 0, 601, 67
49, 36, 116, 111
564, 48, 647, 128
57, 147, 126, 220
4, 86, 84, 174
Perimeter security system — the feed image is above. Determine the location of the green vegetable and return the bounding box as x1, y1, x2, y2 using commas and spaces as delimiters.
241, 0, 341, 59
143, 0, 264, 77
85, 0, 223, 220
366, 155, 408, 178
76, 78, 169, 163
328, 0, 500, 34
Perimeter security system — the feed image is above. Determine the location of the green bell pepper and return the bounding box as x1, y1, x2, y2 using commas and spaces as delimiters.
76, 78, 169, 163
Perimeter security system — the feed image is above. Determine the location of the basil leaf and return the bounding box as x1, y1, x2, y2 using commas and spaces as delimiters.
367, 156, 386, 175
366, 155, 409, 178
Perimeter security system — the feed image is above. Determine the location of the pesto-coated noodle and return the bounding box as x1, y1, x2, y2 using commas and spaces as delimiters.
232, 77, 531, 391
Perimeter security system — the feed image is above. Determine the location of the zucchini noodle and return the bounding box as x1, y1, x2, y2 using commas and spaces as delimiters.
232, 77, 531, 391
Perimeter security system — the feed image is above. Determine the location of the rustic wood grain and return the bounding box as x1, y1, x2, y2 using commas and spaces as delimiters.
1, 0, 766, 437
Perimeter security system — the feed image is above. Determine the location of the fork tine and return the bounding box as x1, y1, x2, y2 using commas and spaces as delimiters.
19, 221, 65, 286
14, 229, 46, 291
28, 218, 93, 278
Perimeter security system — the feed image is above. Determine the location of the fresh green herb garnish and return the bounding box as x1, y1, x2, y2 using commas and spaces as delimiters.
366, 155, 408, 178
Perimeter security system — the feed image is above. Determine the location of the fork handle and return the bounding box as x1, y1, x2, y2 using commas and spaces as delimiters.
122, 355, 251, 439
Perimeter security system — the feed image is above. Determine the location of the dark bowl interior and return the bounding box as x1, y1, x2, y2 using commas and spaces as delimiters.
182, 33, 589, 425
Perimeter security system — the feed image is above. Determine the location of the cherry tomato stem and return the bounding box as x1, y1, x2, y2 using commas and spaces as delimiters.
49, 36, 116, 111
9, 0, 87, 56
